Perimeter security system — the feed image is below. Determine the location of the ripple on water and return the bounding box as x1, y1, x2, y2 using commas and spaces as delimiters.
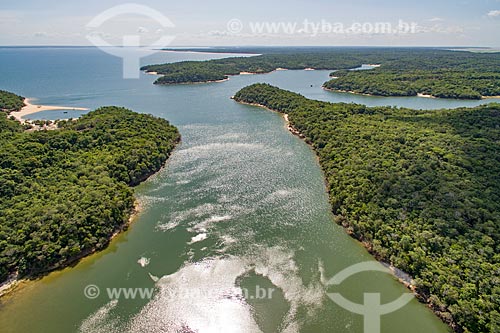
78, 247, 325, 333
78, 123, 329, 332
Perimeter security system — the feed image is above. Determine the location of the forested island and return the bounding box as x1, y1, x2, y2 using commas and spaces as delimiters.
141, 52, 370, 84
0, 98, 180, 284
324, 69, 500, 99
143, 48, 500, 100
234, 83, 500, 333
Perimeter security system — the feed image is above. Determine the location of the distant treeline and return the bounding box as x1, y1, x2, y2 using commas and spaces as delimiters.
324, 69, 500, 99
234, 83, 500, 333
142, 52, 370, 84
143, 48, 500, 99
0, 104, 180, 283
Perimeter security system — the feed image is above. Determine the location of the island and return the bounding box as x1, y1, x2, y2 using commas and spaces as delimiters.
141, 50, 378, 84
233, 83, 500, 333
0, 90, 180, 289
143, 48, 500, 100
323, 68, 500, 100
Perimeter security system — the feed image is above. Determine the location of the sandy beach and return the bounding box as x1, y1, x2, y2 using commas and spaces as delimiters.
417, 93, 435, 98
10, 98, 88, 123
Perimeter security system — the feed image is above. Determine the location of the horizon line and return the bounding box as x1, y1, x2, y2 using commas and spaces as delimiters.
0, 45, 497, 49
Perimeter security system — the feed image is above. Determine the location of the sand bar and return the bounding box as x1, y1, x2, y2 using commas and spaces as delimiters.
417, 93, 435, 98
10, 99, 89, 123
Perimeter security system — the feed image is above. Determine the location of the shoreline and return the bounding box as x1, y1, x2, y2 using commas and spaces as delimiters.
417, 93, 436, 99
0, 199, 143, 298
150, 67, 327, 85
0, 136, 181, 299
10, 98, 88, 124
324, 87, 500, 100
156, 77, 230, 85
233, 97, 459, 332
146, 71, 230, 85
323, 87, 382, 98
232, 99, 304, 138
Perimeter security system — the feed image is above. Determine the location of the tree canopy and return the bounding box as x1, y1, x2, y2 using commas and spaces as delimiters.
234, 83, 500, 333
0, 105, 180, 282
0, 90, 25, 112
143, 48, 500, 100
324, 69, 500, 99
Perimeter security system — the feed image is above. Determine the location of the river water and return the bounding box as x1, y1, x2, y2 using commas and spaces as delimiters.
1, 47, 489, 333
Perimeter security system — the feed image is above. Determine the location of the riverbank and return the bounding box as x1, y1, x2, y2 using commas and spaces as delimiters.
0, 107, 181, 300
324, 87, 500, 101
0, 131, 181, 299
417, 93, 436, 98
235, 100, 306, 140
148, 74, 230, 85
150, 67, 325, 85
9, 98, 88, 124
233, 96, 459, 332
144, 70, 228, 84
323, 86, 383, 97
0, 198, 143, 298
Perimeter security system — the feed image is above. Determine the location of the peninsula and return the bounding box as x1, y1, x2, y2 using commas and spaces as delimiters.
234, 83, 500, 333
0, 90, 180, 289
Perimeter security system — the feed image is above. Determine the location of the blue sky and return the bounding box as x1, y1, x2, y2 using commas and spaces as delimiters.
1, 0, 500, 46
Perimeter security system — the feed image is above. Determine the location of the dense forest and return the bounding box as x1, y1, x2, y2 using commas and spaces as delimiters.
142, 52, 369, 84
324, 69, 500, 99
234, 83, 500, 333
0, 90, 25, 112
143, 48, 500, 99
0, 105, 180, 283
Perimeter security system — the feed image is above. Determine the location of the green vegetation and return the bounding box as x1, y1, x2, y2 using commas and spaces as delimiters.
324, 69, 500, 99
0, 106, 180, 283
0, 90, 25, 112
234, 83, 500, 333
143, 49, 500, 99
142, 53, 369, 84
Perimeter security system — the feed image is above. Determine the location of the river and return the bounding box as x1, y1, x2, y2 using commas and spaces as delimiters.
1, 47, 489, 333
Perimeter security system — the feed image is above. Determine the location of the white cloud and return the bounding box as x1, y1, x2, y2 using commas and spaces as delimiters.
414, 23, 465, 34
34, 32, 48, 38
0, 10, 22, 25
428, 17, 444, 22
487, 10, 500, 17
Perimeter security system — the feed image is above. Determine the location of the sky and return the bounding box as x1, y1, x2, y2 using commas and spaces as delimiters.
1, 0, 500, 47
